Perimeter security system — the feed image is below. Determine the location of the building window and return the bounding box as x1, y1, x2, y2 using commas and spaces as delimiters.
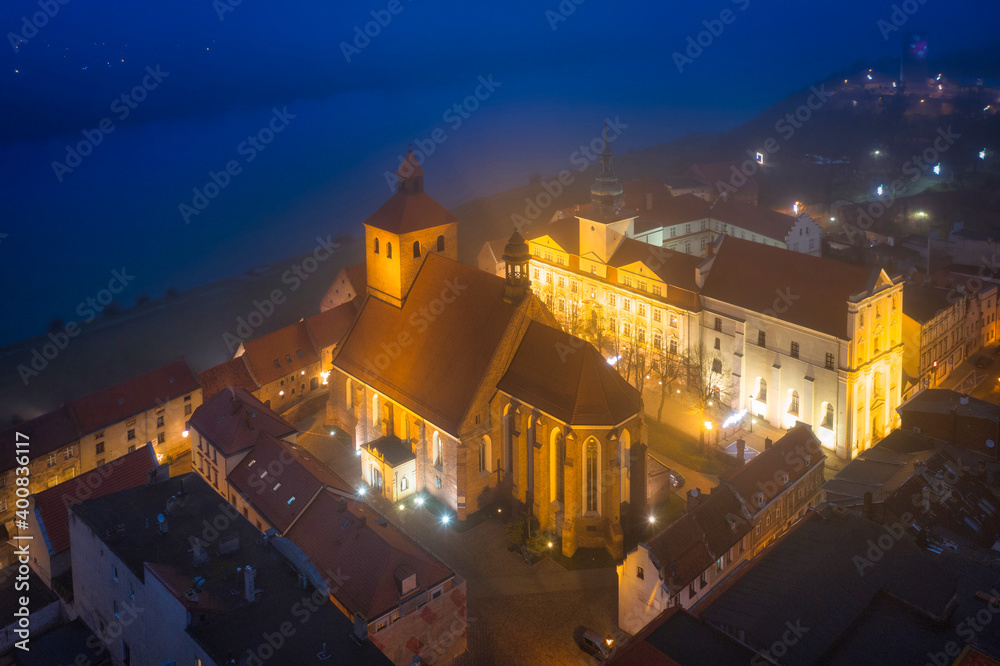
790, 342, 799, 359
758, 331, 766, 347
557, 276, 565, 288
478, 437, 488, 473
669, 338, 678, 354
571, 281, 578, 293
114, 600, 120, 617
112, 564, 118, 581
669, 313, 678, 328
822, 403, 834, 429
653, 331, 662, 349
185, 404, 192, 416
374, 238, 379, 254
757, 378, 767, 403
585, 440, 598, 513
545, 272, 552, 284
413, 241, 420, 258
533, 268, 540, 280
825, 352, 835, 370
400, 476, 409, 491
122, 640, 131, 666
433, 431, 442, 468
712, 358, 722, 373
608, 294, 616, 307
788, 390, 800, 416
685, 241, 691, 254
714, 317, 722, 331
437, 235, 445, 252
653, 309, 661, 323
700, 239, 706, 251
129, 582, 135, 600
637, 328, 646, 343
637, 566, 644, 580
47, 453, 56, 467
624, 275, 632, 287
622, 321, 631, 338
386, 242, 392, 258
623, 299, 631, 312
157, 432, 165, 444
637, 302, 645, 317
714, 337, 721, 350
64, 447, 74, 460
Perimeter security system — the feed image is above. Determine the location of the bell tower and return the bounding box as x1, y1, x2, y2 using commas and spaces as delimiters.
364, 149, 459, 307
502, 230, 531, 305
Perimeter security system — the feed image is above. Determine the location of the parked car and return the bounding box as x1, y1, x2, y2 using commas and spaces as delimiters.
579, 629, 614, 660
976, 356, 991, 369
668, 469, 686, 489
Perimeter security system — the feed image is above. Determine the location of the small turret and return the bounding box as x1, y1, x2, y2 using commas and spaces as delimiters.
502, 230, 531, 305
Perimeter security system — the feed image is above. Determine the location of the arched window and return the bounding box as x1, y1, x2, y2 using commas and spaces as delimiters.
558, 297, 566, 314
620, 429, 631, 504
757, 378, 767, 403
413, 241, 420, 258
387, 242, 392, 259
550, 427, 564, 504
653, 330, 662, 349
374, 238, 379, 254
479, 436, 490, 473
346, 378, 353, 410
437, 235, 445, 252
432, 431, 442, 468
788, 390, 799, 415
585, 439, 599, 513
400, 476, 409, 491
372, 394, 380, 429
637, 328, 646, 344
821, 402, 834, 429
669, 337, 678, 355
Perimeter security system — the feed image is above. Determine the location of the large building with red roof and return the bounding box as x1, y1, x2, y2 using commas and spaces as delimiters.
328, 150, 645, 560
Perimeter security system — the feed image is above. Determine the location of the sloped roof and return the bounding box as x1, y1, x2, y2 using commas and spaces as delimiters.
701, 235, 881, 338
69, 359, 200, 436
240, 321, 320, 386
286, 491, 455, 620
227, 431, 328, 533
606, 607, 755, 666
0, 405, 79, 472
304, 299, 359, 351
334, 253, 524, 435
523, 217, 581, 256
188, 387, 295, 456
34, 443, 159, 554
898, 388, 1000, 420
198, 356, 259, 401
320, 263, 367, 312
608, 237, 702, 293
903, 283, 956, 323
722, 424, 825, 517
497, 321, 641, 426
645, 484, 751, 593
709, 200, 799, 241
363, 190, 458, 235
364, 436, 416, 467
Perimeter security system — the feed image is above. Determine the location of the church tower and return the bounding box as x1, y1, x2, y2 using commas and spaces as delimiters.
502, 230, 531, 304
577, 125, 635, 264
364, 149, 459, 307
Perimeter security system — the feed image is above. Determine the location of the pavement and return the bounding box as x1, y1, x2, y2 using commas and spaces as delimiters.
294, 414, 614, 666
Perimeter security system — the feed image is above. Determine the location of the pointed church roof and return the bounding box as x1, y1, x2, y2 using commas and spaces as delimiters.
497, 321, 642, 426
397, 149, 425, 179
363, 190, 458, 235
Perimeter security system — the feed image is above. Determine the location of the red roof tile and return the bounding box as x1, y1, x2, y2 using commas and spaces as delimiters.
304, 299, 359, 352
0, 405, 80, 472
240, 322, 320, 386
34, 444, 159, 554
363, 191, 458, 235
701, 235, 881, 338
286, 491, 455, 619
722, 424, 825, 517
198, 356, 259, 401
498, 321, 641, 426
334, 253, 526, 435
188, 387, 295, 457
227, 431, 326, 533
69, 360, 200, 436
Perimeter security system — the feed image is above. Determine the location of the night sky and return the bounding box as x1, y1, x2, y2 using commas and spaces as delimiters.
2, 0, 999, 345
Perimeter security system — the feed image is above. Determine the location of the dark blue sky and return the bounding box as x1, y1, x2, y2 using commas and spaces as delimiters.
1, 0, 999, 345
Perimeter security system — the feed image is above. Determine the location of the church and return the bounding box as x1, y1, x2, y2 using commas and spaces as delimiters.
326, 151, 644, 559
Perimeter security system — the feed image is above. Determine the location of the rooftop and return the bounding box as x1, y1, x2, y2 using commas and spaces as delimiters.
363, 435, 417, 467
497, 320, 641, 426
286, 490, 456, 620
68, 359, 199, 436
605, 607, 755, 666
0, 405, 80, 472
898, 388, 1000, 421
188, 387, 295, 457
239, 320, 320, 386
33, 443, 160, 555
903, 283, 958, 323
363, 190, 458, 235
304, 298, 359, 351
197, 355, 259, 401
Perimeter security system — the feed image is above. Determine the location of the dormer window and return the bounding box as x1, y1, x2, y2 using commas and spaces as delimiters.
780, 472, 789, 485
754, 492, 765, 507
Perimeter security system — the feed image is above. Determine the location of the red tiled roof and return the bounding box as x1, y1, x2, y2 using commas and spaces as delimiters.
334, 253, 525, 435
34, 444, 159, 554
287, 491, 454, 619
722, 424, 825, 517
701, 235, 881, 338
198, 356, 259, 401
68, 360, 199, 436
498, 321, 641, 426
363, 190, 458, 235
0, 405, 80, 472
646, 484, 750, 593
188, 387, 295, 457
304, 299, 359, 352
227, 431, 326, 533
240, 322, 320, 386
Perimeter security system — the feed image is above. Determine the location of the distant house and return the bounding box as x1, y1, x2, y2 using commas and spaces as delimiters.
902, 284, 969, 391
617, 425, 825, 635
320, 262, 367, 312
898, 388, 1000, 458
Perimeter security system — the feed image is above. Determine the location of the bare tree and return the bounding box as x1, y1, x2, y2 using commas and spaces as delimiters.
649, 344, 686, 423
683, 342, 735, 453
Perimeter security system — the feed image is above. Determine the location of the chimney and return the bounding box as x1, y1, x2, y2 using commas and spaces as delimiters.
764, 437, 773, 450
863, 491, 873, 519
191, 537, 208, 566
244, 565, 257, 602
687, 488, 706, 512
959, 394, 970, 405
736, 439, 746, 465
